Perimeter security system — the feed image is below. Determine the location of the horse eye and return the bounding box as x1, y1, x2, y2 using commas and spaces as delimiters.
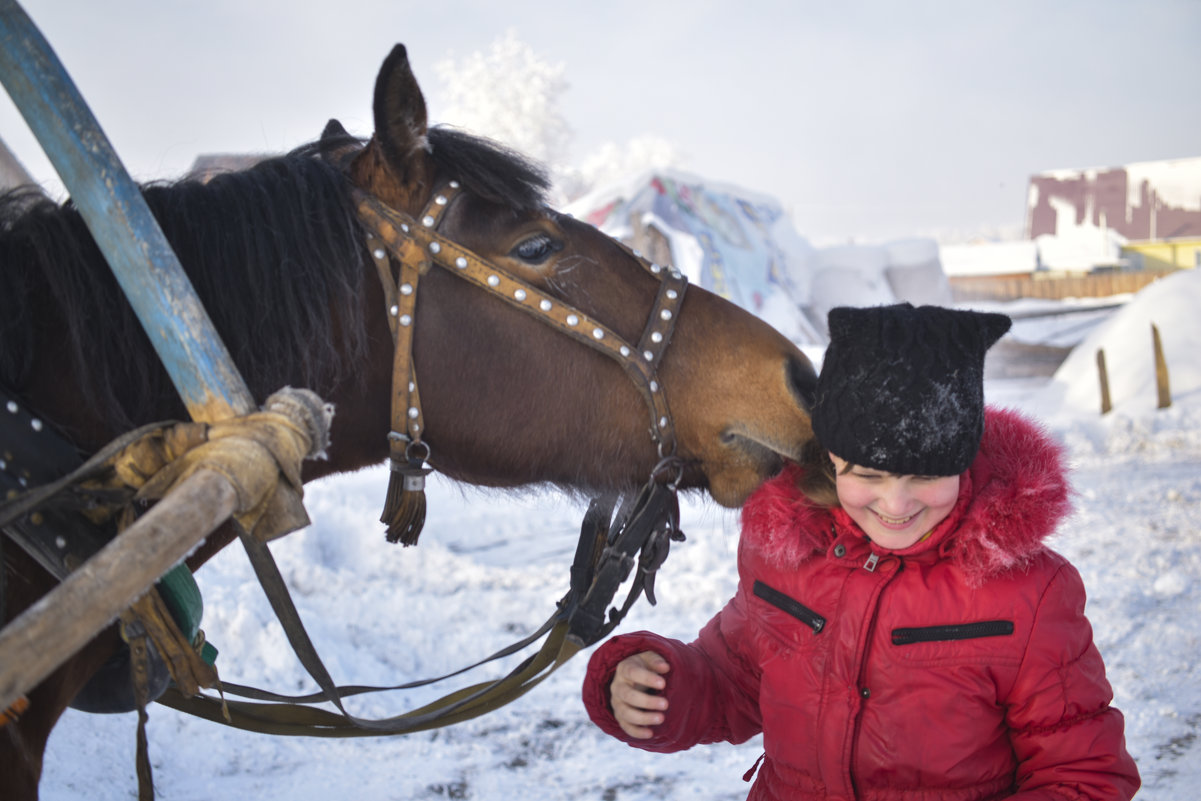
511, 233, 562, 264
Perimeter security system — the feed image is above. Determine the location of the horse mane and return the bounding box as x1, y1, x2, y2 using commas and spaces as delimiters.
0, 146, 371, 433
0, 125, 550, 438
426, 125, 549, 211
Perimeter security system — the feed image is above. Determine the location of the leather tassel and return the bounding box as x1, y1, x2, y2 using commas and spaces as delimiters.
380, 457, 433, 546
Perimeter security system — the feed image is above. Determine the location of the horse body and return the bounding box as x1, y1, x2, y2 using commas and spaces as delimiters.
0, 44, 815, 798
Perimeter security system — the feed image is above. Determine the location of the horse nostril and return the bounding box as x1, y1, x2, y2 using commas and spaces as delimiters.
787, 354, 818, 412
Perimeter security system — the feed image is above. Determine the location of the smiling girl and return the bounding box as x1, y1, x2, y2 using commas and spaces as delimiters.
582, 303, 1139, 800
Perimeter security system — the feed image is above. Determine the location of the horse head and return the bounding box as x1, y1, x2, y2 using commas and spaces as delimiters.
333, 45, 816, 508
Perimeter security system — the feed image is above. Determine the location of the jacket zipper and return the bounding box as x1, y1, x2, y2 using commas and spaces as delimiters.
752, 581, 826, 634
848, 558, 903, 798
891, 620, 1014, 645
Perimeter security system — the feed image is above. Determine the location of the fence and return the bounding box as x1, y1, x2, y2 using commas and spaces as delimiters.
950, 269, 1179, 303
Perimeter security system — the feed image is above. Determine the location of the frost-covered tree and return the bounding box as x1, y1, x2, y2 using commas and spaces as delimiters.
433, 30, 573, 175
559, 135, 683, 201
434, 31, 681, 203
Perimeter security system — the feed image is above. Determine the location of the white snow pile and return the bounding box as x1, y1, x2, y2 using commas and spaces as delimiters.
1033, 205, 1129, 272
941, 239, 1039, 278
38, 273, 1201, 800
806, 238, 953, 339
1028, 268, 1201, 426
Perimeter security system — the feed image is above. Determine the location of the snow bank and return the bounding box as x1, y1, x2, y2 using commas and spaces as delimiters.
941, 239, 1038, 277
1034, 208, 1128, 272
1028, 268, 1201, 424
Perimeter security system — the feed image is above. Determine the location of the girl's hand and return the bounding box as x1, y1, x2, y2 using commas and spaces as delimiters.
609, 651, 671, 739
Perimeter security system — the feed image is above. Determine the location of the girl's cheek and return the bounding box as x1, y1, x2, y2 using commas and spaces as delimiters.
834, 479, 876, 509
918, 477, 961, 507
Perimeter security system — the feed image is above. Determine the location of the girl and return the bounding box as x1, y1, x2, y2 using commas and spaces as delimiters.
582, 303, 1139, 800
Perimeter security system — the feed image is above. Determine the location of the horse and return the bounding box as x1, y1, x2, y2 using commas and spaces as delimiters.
0, 44, 816, 799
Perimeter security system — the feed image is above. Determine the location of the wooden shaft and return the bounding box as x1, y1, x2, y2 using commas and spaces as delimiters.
0, 470, 237, 711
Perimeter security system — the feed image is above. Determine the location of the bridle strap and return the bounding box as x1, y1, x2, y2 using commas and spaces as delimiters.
353, 182, 687, 463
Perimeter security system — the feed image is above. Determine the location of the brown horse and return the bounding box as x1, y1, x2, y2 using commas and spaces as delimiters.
0, 44, 815, 798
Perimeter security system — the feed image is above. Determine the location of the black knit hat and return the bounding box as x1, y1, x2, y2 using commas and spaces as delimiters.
811, 303, 1011, 476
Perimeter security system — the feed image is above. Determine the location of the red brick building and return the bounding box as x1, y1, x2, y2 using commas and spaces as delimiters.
1026, 157, 1201, 241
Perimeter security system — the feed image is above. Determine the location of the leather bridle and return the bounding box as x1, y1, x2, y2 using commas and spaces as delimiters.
353, 180, 689, 543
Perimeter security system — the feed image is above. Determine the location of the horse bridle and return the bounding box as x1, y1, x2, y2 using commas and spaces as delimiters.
353, 180, 689, 544
153, 175, 699, 735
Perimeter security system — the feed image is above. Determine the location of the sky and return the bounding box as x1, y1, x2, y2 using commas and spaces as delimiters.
2, 0, 1199, 243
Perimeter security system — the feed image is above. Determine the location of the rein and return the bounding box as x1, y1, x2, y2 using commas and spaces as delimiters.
354, 180, 687, 544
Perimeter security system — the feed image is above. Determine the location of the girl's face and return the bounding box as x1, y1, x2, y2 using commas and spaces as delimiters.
829, 452, 960, 550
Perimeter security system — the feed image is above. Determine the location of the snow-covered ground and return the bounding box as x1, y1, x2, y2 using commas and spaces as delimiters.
40, 272, 1201, 800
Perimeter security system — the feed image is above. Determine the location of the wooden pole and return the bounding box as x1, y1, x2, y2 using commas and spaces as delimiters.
1096, 349, 1112, 415
1152, 323, 1172, 409
0, 470, 238, 712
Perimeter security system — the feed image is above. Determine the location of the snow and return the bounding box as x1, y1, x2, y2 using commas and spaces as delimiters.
1125, 158, 1201, 213
1026, 269, 1201, 423
1034, 202, 1129, 272
940, 240, 1038, 278
36, 271, 1201, 799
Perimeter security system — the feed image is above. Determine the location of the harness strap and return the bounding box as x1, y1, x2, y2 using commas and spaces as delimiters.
154, 464, 683, 737
155, 536, 576, 736
157, 622, 581, 736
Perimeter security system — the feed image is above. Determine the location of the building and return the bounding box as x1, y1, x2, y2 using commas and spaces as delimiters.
1122, 236, 1201, 272
1026, 156, 1201, 242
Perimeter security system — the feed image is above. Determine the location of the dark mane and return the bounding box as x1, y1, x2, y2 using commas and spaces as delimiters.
0, 128, 550, 438
0, 146, 370, 433
427, 126, 550, 211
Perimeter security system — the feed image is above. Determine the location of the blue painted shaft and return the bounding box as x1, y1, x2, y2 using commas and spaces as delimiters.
0, 0, 253, 422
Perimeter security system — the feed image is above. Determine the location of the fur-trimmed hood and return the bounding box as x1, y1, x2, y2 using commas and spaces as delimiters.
739, 407, 1072, 584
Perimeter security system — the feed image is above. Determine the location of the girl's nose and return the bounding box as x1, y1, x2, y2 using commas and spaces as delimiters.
877, 480, 915, 517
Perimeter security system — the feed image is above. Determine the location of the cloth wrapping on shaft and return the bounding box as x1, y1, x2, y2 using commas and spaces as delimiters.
83, 387, 333, 543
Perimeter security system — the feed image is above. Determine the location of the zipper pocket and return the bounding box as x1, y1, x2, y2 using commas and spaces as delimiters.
753, 581, 826, 634
891, 620, 1014, 645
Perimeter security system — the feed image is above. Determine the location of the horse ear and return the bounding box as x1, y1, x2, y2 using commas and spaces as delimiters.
321, 118, 350, 142
372, 44, 430, 174
318, 118, 360, 165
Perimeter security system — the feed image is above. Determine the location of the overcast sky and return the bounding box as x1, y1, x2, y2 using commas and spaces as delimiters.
2, 0, 1198, 243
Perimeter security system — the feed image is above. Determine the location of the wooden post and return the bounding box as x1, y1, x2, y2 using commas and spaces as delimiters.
1152, 323, 1172, 409
0, 470, 238, 713
1096, 349, 1112, 415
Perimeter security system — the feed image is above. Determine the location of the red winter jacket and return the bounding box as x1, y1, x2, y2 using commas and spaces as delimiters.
583, 408, 1139, 800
